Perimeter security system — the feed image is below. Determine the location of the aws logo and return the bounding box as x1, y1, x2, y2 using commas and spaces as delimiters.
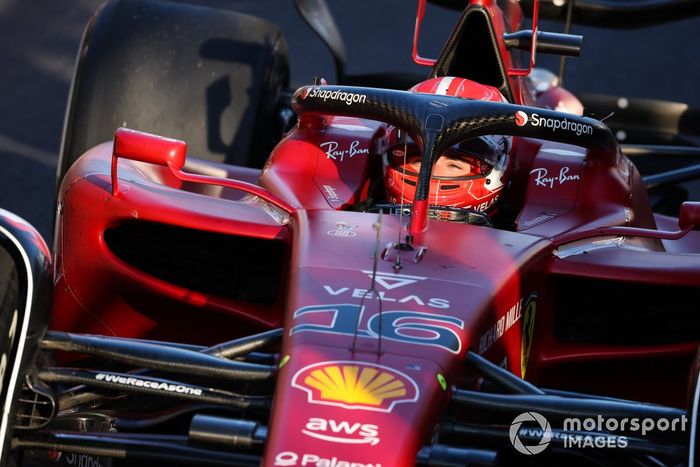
292, 361, 419, 412
302, 417, 380, 446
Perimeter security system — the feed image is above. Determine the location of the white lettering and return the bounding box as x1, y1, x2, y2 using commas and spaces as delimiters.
65, 453, 104, 467
302, 454, 321, 465
563, 415, 688, 443
529, 113, 593, 136
324, 286, 449, 309
306, 418, 327, 431
530, 166, 580, 188
320, 140, 370, 162
94, 373, 203, 396
427, 298, 450, 309
330, 420, 360, 434
479, 296, 532, 354
303, 417, 380, 446
506, 301, 521, 329
323, 286, 349, 296
322, 185, 340, 201
274, 451, 299, 466
352, 288, 372, 299
306, 88, 368, 106
375, 291, 396, 302
398, 295, 425, 306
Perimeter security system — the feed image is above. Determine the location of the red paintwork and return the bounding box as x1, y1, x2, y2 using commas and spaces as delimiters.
411, 77, 505, 101
111, 127, 186, 196
49, 0, 700, 465
506, 0, 539, 77
412, 0, 436, 67
488, 0, 536, 106
2, 210, 52, 260
679, 201, 700, 230
408, 200, 429, 235
53, 145, 290, 342
536, 85, 585, 115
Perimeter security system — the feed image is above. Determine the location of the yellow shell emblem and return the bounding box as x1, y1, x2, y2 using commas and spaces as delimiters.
293, 361, 419, 412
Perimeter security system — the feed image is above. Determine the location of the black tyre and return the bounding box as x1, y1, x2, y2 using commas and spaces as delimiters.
0, 211, 52, 466
58, 0, 290, 186
0, 242, 21, 467
688, 346, 700, 466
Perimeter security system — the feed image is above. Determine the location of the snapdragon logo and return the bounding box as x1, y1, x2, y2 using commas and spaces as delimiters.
515, 111, 528, 126
515, 111, 593, 136
303, 87, 367, 106
509, 412, 552, 455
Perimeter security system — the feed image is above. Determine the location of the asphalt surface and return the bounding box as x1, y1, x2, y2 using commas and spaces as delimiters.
1, 0, 699, 241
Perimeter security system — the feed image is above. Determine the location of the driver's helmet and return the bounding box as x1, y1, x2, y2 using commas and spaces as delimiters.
384, 77, 511, 216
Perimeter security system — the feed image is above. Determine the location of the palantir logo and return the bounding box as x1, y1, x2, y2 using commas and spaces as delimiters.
515, 110, 529, 126
509, 411, 552, 455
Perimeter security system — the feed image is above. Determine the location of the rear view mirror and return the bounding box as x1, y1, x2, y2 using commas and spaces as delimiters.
412, 0, 437, 66
111, 128, 187, 196
113, 127, 186, 170
109, 128, 296, 213
679, 202, 700, 230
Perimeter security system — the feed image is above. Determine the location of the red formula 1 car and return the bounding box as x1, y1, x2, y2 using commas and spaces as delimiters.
2, 0, 700, 465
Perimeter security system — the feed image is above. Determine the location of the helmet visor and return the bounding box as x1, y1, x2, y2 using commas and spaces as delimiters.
387, 135, 506, 181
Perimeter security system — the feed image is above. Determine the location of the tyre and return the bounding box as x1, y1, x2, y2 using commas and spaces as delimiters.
0, 242, 21, 467
0, 211, 52, 466
57, 0, 290, 186
688, 346, 700, 466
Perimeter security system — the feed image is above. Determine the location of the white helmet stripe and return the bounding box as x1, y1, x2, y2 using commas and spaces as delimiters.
435, 77, 454, 95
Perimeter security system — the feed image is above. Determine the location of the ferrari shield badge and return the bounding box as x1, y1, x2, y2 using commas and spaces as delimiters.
520, 294, 538, 378
292, 361, 419, 412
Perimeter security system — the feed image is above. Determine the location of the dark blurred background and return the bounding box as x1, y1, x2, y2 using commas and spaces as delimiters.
1, 0, 699, 241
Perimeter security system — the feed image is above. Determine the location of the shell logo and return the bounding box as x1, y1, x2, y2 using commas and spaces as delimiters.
292, 361, 420, 412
